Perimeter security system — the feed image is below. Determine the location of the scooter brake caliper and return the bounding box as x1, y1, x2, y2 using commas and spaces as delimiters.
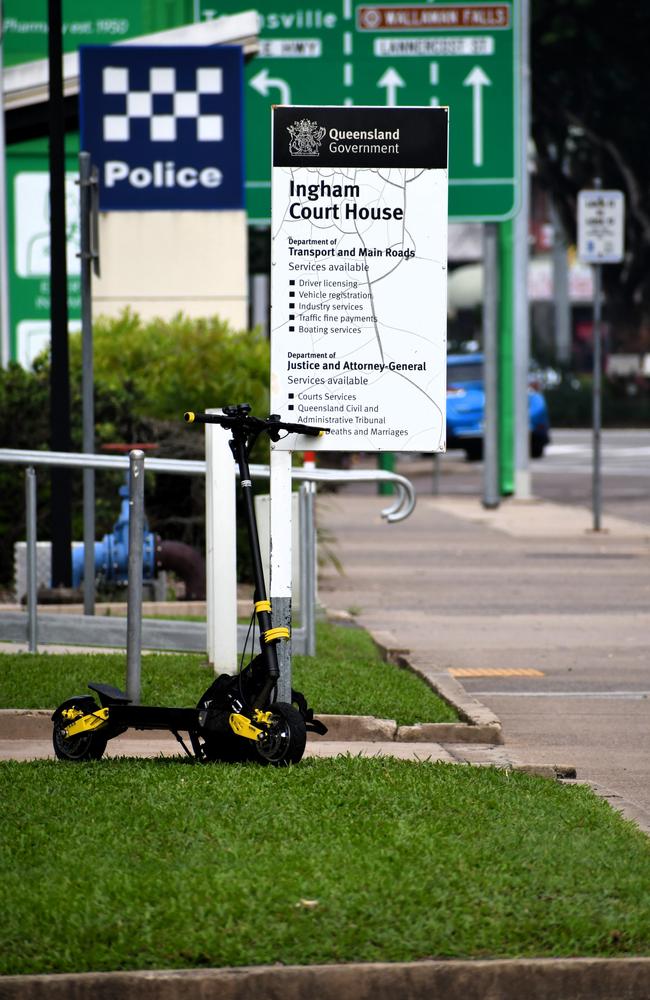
61, 707, 110, 739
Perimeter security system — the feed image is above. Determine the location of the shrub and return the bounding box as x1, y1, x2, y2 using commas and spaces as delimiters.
546, 373, 650, 427
0, 361, 51, 591
68, 311, 270, 428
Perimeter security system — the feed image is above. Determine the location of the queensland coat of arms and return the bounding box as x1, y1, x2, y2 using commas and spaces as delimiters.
287, 118, 326, 156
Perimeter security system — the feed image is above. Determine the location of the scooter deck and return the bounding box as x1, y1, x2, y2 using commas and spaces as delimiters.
86, 682, 200, 734
107, 704, 200, 733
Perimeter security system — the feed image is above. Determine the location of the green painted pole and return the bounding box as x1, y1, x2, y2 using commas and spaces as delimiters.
498, 219, 515, 495
378, 452, 395, 495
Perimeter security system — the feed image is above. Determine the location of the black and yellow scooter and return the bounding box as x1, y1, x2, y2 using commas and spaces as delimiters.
51, 404, 328, 766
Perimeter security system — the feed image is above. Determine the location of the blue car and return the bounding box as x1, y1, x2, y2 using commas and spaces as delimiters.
446, 353, 551, 460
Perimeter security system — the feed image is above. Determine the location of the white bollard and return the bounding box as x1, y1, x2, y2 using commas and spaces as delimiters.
205, 411, 238, 674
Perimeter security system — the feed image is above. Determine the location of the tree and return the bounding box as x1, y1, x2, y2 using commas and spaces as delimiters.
531, 1, 650, 350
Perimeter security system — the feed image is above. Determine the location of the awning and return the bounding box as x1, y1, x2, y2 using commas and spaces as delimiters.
4, 10, 259, 143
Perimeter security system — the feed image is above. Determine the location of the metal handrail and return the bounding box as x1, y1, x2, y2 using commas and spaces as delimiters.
2, 447, 415, 655
0, 448, 415, 522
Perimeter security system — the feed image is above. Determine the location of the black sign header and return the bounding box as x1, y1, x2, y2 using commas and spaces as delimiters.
273, 105, 448, 169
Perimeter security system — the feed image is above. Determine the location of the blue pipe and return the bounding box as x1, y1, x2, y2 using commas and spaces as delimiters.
71, 483, 158, 588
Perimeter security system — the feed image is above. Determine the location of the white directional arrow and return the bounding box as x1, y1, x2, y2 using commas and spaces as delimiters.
463, 66, 492, 167
377, 67, 406, 107
249, 68, 291, 105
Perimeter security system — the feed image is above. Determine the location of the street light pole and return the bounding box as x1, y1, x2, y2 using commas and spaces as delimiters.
0, 14, 11, 367
48, 0, 73, 588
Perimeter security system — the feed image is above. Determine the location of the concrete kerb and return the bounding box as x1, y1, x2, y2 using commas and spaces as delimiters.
367, 626, 504, 745
3, 958, 650, 1000
0, 627, 502, 746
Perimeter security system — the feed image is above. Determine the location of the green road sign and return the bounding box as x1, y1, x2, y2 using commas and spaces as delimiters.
3, 0, 195, 66
7, 137, 82, 365
207, 1, 518, 222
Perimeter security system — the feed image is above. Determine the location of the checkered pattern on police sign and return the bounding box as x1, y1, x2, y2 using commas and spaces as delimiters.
102, 66, 224, 143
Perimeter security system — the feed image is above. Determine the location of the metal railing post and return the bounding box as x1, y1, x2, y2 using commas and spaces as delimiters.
126, 450, 145, 702
25, 466, 38, 652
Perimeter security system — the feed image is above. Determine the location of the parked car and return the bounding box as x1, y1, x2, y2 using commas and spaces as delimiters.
446, 353, 551, 461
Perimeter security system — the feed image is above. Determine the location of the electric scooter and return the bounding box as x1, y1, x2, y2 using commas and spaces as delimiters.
51, 404, 329, 767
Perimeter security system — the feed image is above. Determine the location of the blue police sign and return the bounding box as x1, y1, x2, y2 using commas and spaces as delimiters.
79, 45, 244, 211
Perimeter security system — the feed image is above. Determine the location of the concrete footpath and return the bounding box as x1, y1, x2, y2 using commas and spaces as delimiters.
318, 490, 650, 830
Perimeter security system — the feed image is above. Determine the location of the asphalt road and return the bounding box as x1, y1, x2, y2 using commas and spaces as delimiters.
397, 427, 650, 526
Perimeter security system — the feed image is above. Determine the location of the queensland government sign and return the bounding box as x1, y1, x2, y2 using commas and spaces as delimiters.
79, 45, 244, 210
270, 105, 448, 452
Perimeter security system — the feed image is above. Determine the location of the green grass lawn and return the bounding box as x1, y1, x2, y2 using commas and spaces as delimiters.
0, 623, 457, 726
1, 756, 649, 976
0, 623, 457, 725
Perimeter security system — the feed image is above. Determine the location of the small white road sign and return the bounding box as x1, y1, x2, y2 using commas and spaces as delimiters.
577, 189, 625, 264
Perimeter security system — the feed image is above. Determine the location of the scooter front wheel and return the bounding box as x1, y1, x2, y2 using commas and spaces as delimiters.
52, 699, 107, 762
253, 702, 307, 766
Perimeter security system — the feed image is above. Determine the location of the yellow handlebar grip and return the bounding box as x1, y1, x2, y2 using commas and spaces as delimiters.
184, 411, 195, 423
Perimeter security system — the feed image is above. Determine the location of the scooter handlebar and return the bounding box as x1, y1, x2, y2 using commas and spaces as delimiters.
184, 410, 329, 438
184, 411, 229, 426
267, 416, 329, 438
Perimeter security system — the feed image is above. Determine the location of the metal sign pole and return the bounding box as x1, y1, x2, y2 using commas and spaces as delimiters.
482, 222, 499, 509
577, 182, 625, 534
592, 263, 603, 532
513, 0, 531, 500
270, 449, 293, 703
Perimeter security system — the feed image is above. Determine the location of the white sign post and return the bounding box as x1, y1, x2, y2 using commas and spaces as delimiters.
269, 104, 448, 694
577, 187, 625, 531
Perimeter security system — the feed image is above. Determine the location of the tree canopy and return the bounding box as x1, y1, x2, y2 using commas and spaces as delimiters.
531, 0, 650, 348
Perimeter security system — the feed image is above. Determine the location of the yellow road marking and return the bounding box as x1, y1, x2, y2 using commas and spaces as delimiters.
450, 668, 545, 678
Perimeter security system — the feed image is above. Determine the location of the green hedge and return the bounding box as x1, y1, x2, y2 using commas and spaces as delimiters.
546, 375, 650, 428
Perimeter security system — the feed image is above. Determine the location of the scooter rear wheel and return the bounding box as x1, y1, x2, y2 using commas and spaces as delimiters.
52, 699, 107, 762
253, 702, 307, 766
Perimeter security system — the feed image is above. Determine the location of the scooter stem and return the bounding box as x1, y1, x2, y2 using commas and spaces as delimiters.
230, 429, 280, 686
